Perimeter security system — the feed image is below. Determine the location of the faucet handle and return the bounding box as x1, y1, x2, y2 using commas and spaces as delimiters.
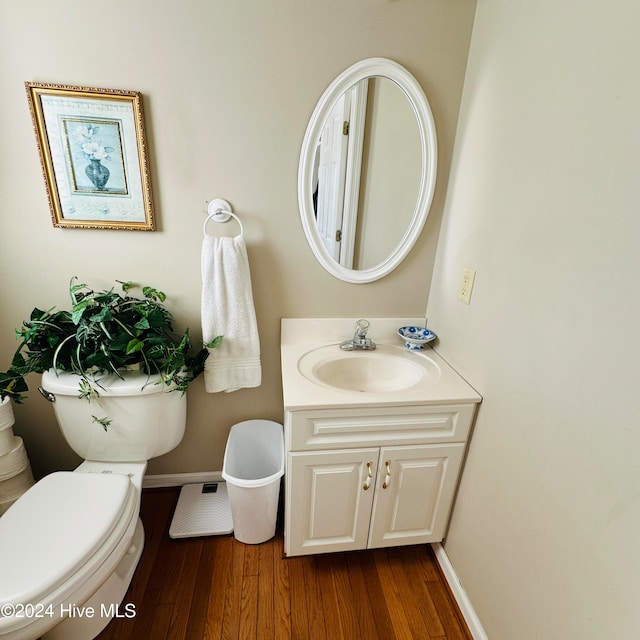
354, 319, 370, 338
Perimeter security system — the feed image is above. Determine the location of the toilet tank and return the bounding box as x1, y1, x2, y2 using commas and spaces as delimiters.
41, 369, 187, 462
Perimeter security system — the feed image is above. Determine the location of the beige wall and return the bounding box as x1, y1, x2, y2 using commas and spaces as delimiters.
0, 0, 475, 476
428, 0, 640, 638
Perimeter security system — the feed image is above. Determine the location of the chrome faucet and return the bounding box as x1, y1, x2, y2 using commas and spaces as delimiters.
340, 319, 376, 351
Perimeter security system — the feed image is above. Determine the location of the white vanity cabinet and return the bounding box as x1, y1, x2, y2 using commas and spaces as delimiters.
283, 403, 476, 557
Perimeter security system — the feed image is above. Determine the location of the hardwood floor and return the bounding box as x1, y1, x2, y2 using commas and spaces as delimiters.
97, 488, 472, 640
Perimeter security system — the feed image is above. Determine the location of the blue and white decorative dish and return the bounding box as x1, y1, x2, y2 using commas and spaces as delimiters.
397, 326, 437, 351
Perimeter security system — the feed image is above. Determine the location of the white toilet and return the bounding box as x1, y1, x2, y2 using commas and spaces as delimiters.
0, 369, 187, 640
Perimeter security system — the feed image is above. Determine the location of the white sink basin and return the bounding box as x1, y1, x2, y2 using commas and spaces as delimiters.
281, 318, 481, 409
297, 344, 441, 393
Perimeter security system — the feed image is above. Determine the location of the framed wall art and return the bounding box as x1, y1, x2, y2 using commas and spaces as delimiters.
25, 82, 155, 231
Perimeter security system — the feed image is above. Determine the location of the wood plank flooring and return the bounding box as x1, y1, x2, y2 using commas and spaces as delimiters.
97, 488, 471, 640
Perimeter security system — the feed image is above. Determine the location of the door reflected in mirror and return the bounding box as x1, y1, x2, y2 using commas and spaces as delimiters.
312, 76, 421, 270
299, 58, 437, 283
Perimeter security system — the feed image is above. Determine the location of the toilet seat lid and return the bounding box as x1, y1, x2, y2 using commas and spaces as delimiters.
0, 471, 135, 607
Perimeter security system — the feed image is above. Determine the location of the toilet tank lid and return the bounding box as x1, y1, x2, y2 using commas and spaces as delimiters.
0, 472, 135, 618
41, 368, 167, 396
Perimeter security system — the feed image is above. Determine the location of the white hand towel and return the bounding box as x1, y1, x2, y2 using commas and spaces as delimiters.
201, 234, 261, 393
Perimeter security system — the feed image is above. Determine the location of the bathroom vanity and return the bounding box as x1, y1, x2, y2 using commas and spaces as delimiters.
281, 318, 482, 557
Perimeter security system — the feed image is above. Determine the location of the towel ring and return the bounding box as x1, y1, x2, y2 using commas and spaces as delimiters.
204, 198, 244, 237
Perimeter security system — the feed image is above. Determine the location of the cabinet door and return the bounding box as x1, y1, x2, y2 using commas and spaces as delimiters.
285, 449, 379, 556
368, 443, 465, 549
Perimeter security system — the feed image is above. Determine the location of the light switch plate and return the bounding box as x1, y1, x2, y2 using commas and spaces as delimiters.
458, 268, 476, 304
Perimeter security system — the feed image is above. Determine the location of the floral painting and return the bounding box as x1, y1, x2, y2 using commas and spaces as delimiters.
63, 119, 128, 195
25, 83, 155, 231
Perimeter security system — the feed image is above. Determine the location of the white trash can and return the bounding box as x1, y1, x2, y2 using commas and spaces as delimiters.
222, 419, 284, 544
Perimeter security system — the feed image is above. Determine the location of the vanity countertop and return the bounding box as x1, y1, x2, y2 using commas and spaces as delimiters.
281, 318, 481, 411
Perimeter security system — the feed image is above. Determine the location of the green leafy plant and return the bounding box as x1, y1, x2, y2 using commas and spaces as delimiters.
0, 278, 221, 404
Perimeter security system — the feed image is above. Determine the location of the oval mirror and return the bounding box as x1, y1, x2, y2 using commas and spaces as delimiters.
298, 58, 437, 283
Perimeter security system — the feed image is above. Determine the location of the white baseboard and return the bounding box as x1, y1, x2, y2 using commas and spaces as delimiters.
143, 471, 223, 489
432, 542, 488, 640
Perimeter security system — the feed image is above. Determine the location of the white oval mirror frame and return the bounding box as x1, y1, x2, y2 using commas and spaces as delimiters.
298, 58, 437, 283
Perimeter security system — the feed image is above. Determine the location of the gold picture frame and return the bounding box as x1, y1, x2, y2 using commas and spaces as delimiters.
25, 82, 155, 231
